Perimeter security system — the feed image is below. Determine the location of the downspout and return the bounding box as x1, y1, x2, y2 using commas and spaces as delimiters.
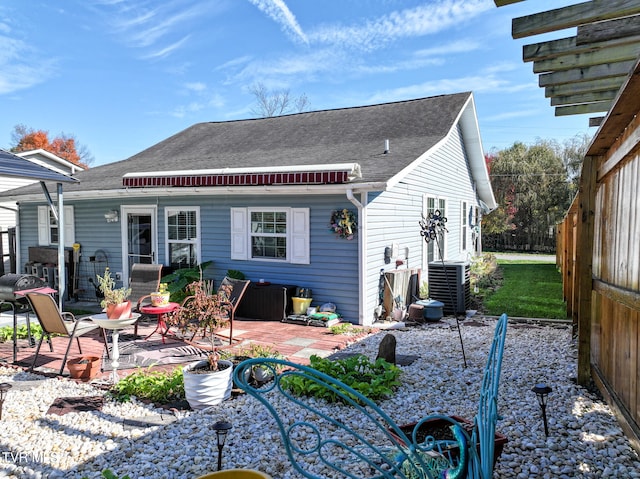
347, 189, 367, 325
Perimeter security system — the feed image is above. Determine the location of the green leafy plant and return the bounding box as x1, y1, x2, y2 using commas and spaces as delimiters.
226, 269, 245, 280
0, 324, 45, 343
81, 469, 132, 479
161, 261, 213, 303
238, 343, 285, 359
282, 354, 401, 403
109, 367, 184, 404
329, 323, 354, 335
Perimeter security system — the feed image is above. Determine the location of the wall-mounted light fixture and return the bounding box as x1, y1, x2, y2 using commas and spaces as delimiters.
104, 210, 119, 223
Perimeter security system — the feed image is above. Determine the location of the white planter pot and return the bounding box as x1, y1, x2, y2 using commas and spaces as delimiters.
183, 359, 233, 410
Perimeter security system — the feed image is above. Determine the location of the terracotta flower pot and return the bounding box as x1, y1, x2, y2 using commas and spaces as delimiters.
106, 301, 132, 319
67, 355, 101, 380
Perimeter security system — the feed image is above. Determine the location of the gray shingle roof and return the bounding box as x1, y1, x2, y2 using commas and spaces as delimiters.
2, 92, 471, 196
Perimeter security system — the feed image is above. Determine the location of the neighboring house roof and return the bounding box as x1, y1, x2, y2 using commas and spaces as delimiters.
0, 92, 495, 209
15, 149, 86, 175
0, 149, 79, 183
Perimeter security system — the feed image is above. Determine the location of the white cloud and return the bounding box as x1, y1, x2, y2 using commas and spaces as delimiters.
0, 35, 55, 95
97, 1, 228, 58
365, 74, 511, 103
185, 82, 207, 92
247, 0, 308, 44
415, 39, 483, 58
143, 35, 191, 59
308, 0, 493, 51
484, 109, 540, 122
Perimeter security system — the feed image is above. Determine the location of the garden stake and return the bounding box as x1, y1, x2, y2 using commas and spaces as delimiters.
419, 211, 468, 367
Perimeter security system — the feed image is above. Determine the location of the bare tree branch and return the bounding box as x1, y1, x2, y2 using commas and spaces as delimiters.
250, 82, 310, 117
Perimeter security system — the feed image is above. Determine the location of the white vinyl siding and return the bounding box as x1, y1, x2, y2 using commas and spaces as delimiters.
37, 205, 75, 247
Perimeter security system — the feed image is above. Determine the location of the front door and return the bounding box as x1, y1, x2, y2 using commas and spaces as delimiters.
121, 206, 157, 282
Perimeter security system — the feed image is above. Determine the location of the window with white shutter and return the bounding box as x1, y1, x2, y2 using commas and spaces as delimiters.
230, 207, 309, 264
37, 205, 75, 247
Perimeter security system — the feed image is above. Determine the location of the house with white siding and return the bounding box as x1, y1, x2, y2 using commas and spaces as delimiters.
0, 149, 84, 273
0, 92, 496, 325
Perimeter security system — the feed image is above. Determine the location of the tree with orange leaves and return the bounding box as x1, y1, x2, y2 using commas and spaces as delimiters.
10, 124, 93, 168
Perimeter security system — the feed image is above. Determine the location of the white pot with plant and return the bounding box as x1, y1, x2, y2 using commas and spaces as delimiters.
97, 268, 133, 319
169, 277, 234, 410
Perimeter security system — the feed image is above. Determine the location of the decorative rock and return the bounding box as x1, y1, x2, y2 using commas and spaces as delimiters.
376, 333, 397, 364
0, 318, 638, 478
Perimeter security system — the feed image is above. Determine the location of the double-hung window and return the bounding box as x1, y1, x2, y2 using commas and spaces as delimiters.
423, 196, 446, 263
250, 210, 287, 259
166, 207, 200, 269
231, 207, 309, 264
37, 205, 75, 246
461, 201, 468, 252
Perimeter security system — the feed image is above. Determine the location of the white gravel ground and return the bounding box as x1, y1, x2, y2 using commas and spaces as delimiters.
0, 316, 638, 479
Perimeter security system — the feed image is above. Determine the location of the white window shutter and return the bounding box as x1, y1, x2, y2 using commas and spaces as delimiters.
290, 208, 310, 264
63, 205, 75, 247
37, 206, 49, 245
230, 207, 248, 260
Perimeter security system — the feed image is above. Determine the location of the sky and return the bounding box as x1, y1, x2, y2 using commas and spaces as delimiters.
0, 0, 593, 167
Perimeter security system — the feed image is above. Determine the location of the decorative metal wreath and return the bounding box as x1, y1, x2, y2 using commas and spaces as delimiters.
329, 209, 357, 240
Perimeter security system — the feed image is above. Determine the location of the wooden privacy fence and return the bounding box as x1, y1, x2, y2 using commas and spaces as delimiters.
556, 61, 640, 454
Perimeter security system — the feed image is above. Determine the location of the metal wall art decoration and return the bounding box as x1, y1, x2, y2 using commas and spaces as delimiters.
419, 209, 448, 242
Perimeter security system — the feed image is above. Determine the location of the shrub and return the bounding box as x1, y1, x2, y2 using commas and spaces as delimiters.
109, 367, 184, 404
282, 354, 401, 403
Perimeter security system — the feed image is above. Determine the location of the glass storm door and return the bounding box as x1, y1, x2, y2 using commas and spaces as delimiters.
121, 206, 157, 280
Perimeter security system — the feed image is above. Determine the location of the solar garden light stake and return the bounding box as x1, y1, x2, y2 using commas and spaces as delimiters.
532, 383, 553, 436
212, 420, 233, 470
0, 383, 12, 420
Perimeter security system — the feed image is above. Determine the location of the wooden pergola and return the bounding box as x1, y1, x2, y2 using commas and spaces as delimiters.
495, 1, 640, 453
495, 0, 640, 124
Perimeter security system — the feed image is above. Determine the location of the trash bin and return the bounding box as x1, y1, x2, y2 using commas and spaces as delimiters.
415, 299, 444, 321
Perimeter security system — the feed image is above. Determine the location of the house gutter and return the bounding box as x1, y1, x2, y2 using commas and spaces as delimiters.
7, 182, 389, 202
347, 189, 367, 326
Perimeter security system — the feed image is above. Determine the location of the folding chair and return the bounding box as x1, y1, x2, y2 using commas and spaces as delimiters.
25, 292, 107, 375
218, 277, 250, 344
129, 263, 163, 337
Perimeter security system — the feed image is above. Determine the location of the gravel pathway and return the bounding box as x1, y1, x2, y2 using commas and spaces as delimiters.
0, 316, 638, 478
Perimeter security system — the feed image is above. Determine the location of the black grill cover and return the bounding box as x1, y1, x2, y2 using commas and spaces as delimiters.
0, 274, 48, 303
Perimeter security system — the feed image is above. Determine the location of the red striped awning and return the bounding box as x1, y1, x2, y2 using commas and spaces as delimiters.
123, 169, 354, 188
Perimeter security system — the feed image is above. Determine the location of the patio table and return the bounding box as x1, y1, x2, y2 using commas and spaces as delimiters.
140, 302, 179, 343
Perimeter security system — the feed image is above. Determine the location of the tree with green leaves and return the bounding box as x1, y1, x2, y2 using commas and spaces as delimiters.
484, 137, 584, 252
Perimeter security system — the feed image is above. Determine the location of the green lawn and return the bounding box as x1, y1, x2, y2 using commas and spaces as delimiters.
482, 260, 567, 319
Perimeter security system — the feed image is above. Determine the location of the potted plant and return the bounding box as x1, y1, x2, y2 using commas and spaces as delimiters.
97, 268, 133, 319
168, 277, 234, 410
67, 355, 102, 381
150, 282, 170, 307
